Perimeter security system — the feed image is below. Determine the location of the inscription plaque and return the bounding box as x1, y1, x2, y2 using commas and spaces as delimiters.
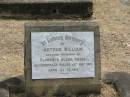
31, 32, 95, 79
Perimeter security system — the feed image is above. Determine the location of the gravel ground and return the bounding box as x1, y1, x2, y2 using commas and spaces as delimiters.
94, 0, 130, 75
0, 0, 130, 97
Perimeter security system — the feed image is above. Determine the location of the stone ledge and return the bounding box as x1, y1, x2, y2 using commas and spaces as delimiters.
0, 0, 92, 4
25, 20, 98, 28
0, 88, 9, 97
0, 2, 93, 19
103, 72, 130, 97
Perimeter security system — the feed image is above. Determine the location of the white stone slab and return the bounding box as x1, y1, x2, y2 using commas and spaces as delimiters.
31, 32, 95, 79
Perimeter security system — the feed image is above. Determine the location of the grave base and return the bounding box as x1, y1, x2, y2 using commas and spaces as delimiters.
26, 80, 101, 97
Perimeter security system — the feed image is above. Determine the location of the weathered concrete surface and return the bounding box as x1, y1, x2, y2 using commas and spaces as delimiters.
0, 0, 92, 4
103, 72, 130, 97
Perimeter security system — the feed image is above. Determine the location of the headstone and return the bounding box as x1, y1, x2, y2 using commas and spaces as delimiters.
24, 21, 101, 97
0, 0, 93, 19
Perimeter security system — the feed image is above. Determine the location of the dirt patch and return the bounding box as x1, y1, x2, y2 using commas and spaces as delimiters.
93, 0, 130, 75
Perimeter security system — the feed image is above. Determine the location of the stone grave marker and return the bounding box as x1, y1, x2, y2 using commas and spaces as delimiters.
24, 21, 101, 97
